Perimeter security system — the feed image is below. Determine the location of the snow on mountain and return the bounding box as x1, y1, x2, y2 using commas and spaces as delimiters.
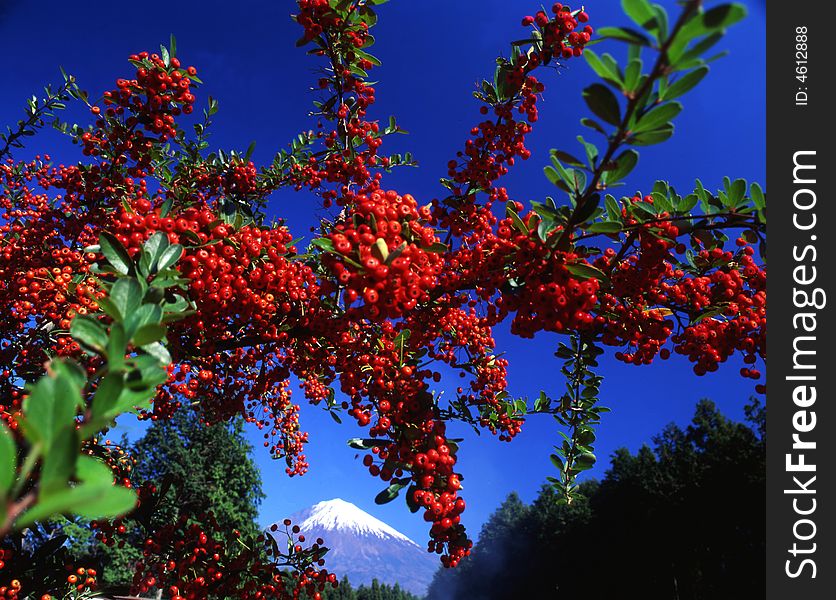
269, 498, 438, 596
294, 498, 418, 545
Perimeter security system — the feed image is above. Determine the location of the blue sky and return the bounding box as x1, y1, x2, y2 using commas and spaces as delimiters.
1, 0, 765, 544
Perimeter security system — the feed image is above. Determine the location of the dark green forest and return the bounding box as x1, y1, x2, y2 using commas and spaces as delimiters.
426, 399, 765, 600
54, 410, 265, 590
309, 577, 421, 600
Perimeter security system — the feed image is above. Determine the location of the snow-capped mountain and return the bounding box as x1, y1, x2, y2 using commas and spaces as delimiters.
269, 498, 438, 596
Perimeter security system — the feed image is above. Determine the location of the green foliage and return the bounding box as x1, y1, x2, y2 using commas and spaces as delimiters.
529, 0, 765, 500
426, 399, 765, 600
0, 232, 189, 537
304, 575, 422, 600
101, 410, 265, 588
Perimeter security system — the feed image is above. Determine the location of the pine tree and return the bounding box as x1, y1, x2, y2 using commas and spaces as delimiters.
101, 410, 265, 589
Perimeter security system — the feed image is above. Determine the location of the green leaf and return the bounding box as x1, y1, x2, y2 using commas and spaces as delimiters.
574, 451, 597, 470
632, 102, 682, 133
623, 58, 643, 93
671, 32, 723, 66
141, 342, 172, 365
661, 66, 709, 100
583, 50, 621, 85
577, 136, 599, 168
677, 193, 699, 213
20, 364, 81, 450
698, 3, 747, 32
631, 124, 674, 146
156, 244, 183, 272
607, 149, 639, 183
110, 278, 143, 320
565, 263, 609, 284
506, 204, 529, 234
585, 221, 623, 234
728, 178, 747, 206
90, 372, 125, 422
143, 231, 170, 265
581, 118, 608, 136
670, 4, 747, 61
750, 182, 765, 210
596, 26, 652, 46
17, 456, 137, 527
405, 485, 420, 513
651, 3, 669, 40
99, 232, 132, 275
583, 84, 621, 126
551, 150, 586, 168
605, 195, 622, 221
347, 438, 390, 450
0, 423, 16, 496
70, 316, 108, 354
310, 238, 335, 253
39, 426, 78, 497
374, 481, 407, 505
132, 324, 167, 347
424, 242, 448, 253
622, 0, 657, 30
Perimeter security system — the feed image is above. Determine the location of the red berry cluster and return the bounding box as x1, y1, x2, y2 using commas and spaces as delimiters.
433, 4, 592, 237
108, 51, 197, 136
590, 197, 766, 378
322, 189, 441, 319
522, 4, 593, 59
132, 511, 333, 600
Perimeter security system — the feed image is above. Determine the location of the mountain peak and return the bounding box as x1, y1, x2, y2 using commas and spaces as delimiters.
297, 498, 417, 546
269, 499, 439, 595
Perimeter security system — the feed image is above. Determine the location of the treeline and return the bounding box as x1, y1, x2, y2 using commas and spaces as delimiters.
426, 399, 765, 600
311, 576, 422, 600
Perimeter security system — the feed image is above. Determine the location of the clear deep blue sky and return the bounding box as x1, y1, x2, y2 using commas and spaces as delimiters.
1, 0, 765, 544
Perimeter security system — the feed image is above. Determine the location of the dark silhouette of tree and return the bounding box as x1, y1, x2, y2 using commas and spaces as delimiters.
315, 576, 422, 600
426, 399, 765, 600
